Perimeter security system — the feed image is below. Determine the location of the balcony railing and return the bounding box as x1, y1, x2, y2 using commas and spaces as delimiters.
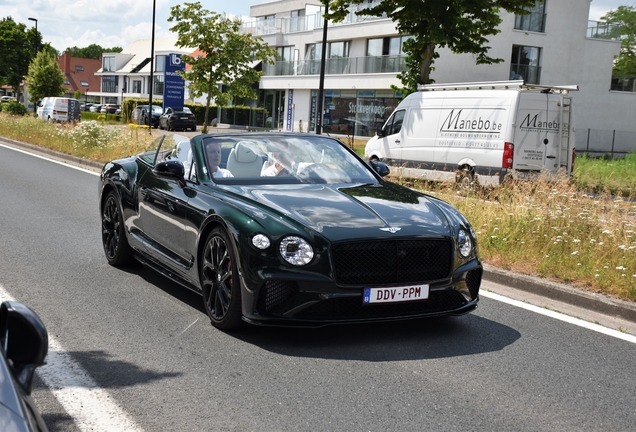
611, 76, 636, 92
587, 20, 621, 40
263, 55, 407, 76
241, 3, 387, 36
514, 12, 546, 33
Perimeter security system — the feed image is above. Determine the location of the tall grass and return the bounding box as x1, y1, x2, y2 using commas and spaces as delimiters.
0, 114, 154, 163
402, 175, 636, 301
1, 115, 635, 301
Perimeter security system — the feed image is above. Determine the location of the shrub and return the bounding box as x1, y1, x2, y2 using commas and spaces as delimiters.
2, 102, 27, 116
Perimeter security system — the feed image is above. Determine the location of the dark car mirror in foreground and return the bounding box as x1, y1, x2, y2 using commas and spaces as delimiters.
153, 160, 186, 181
0, 301, 48, 394
369, 159, 390, 177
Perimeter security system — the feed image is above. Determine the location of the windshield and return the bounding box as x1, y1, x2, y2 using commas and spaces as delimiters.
152, 106, 163, 114
201, 134, 379, 185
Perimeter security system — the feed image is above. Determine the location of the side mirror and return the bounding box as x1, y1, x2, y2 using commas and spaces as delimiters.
154, 160, 186, 185
369, 159, 390, 177
0, 301, 48, 394
376, 124, 385, 138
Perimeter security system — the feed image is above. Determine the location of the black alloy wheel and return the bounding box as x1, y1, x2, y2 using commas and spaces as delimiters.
200, 227, 243, 330
101, 192, 134, 266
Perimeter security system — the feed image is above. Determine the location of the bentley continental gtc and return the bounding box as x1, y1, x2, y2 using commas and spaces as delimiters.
99, 133, 482, 329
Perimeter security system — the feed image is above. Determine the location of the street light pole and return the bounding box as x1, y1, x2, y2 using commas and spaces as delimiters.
27, 17, 38, 57
148, 0, 156, 135
315, 2, 328, 135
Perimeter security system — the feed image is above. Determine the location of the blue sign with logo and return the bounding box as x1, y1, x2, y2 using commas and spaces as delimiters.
163, 53, 185, 109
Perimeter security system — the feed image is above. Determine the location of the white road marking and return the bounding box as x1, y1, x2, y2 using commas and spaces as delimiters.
0, 142, 100, 176
0, 285, 142, 431
480, 290, 636, 344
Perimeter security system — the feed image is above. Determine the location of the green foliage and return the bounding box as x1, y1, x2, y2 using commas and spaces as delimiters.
573, 152, 636, 196
74, 90, 82, 99
326, 0, 535, 94
27, 51, 66, 102
64, 44, 123, 59
0, 17, 40, 99
602, 6, 636, 76
81, 111, 123, 123
1, 101, 27, 116
168, 2, 276, 132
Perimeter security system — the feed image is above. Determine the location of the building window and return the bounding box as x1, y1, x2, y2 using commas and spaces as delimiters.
306, 41, 350, 74
81, 81, 89, 86
153, 75, 164, 95
514, 1, 546, 33
132, 80, 142, 93
102, 76, 118, 93
364, 36, 411, 73
76, 65, 84, 71
276, 46, 296, 75
155, 55, 166, 72
510, 45, 541, 84
103, 57, 115, 72
64, 79, 69, 85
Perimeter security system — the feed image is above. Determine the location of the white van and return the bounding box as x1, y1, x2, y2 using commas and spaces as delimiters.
365, 80, 577, 186
36, 97, 81, 122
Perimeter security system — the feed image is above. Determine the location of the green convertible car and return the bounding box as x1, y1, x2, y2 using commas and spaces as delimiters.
99, 132, 482, 329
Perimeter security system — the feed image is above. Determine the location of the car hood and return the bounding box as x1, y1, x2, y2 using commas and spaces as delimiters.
227, 182, 452, 241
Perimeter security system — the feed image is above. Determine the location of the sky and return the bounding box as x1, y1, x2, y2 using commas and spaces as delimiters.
4, 0, 633, 53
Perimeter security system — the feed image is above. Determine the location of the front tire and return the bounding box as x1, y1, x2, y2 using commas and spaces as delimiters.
200, 227, 243, 330
101, 192, 134, 266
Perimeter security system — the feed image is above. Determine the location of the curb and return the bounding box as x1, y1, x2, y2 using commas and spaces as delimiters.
2, 134, 636, 324
483, 264, 636, 323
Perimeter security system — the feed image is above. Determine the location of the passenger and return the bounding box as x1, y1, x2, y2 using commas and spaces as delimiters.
205, 142, 233, 178
261, 151, 292, 176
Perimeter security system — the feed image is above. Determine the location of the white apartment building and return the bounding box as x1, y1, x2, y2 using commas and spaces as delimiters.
92, 38, 193, 106
245, 0, 634, 155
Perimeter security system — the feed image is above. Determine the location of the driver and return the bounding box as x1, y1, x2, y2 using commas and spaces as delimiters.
205, 142, 233, 178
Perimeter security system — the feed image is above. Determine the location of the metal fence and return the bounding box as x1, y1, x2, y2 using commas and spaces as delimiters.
576, 129, 636, 158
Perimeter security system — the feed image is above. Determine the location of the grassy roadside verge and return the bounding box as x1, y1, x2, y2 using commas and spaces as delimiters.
1, 114, 635, 302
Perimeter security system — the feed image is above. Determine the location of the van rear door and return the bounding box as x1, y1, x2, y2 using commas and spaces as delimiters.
514, 92, 573, 175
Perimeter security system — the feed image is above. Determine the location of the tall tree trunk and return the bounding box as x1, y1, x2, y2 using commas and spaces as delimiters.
419, 42, 436, 84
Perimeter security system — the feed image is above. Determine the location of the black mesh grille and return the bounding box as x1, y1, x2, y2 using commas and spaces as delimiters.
466, 268, 482, 300
295, 290, 467, 319
256, 280, 298, 312
331, 239, 452, 285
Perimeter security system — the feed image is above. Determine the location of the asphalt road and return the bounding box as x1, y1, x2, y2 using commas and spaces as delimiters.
1, 142, 635, 431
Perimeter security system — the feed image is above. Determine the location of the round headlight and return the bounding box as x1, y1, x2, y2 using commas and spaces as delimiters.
279, 236, 314, 266
458, 229, 472, 258
252, 234, 271, 250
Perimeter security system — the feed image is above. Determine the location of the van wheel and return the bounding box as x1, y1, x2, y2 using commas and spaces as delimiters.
456, 166, 476, 190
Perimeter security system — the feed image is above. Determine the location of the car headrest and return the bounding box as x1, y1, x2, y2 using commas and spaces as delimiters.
235, 141, 258, 163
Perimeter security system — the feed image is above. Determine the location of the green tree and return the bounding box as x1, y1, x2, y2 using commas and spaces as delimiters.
0, 17, 40, 100
74, 90, 82, 99
27, 51, 66, 102
602, 6, 636, 76
65, 44, 123, 59
168, 2, 276, 132
325, 0, 536, 95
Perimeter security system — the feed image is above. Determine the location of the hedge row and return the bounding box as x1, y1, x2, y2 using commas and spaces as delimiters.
120, 98, 268, 128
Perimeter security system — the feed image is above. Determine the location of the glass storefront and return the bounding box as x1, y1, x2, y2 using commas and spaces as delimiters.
310, 89, 402, 137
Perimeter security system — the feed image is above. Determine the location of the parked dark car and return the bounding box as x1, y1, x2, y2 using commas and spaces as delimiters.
159, 106, 197, 131
131, 105, 162, 128
83, 103, 94, 112
101, 104, 120, 114
99, 133, 482, 330
0, 301, 49, 431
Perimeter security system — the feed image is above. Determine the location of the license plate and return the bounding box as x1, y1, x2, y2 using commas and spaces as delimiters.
181, 117, 189, 120
362, 285, 429, 304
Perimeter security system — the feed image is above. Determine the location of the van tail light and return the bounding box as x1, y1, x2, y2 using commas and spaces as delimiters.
52, 109, 57, 115
502, 142, 514, 169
